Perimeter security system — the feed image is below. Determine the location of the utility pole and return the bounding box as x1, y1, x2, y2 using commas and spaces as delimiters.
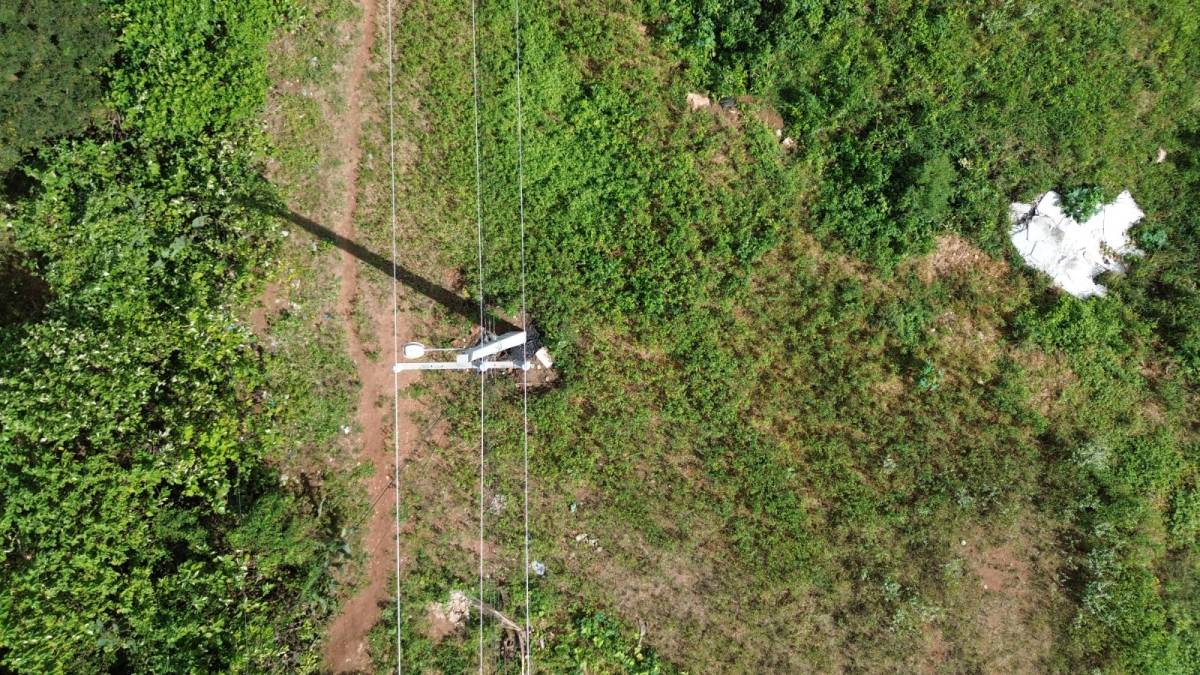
393, 329, 552, 373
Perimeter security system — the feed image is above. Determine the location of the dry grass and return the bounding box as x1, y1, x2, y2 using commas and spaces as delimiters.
916, 234, 1009, 287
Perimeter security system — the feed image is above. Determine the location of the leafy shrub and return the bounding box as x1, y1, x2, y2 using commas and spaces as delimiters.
1169, 486, 1200, 546
1016, 294, 1128, 354
0, 0, 341, 670
1059, 186, 1108, 223
0, 0, 116, 173
1133, 221, 1169, 252
550, 611, 673, 674
815, 129, 951, 270
107, 0, 279, 142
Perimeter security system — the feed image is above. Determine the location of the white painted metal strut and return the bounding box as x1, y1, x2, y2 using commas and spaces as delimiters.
392, 330, 529, 373
392, 360, 525, 372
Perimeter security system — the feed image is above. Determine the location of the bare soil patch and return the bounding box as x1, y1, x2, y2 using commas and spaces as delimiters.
957, 516, 1062, 673
316, 1, 385, 670
248, 280, 285, 337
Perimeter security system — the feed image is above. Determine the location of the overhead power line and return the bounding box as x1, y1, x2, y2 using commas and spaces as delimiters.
512, 0, 532, 667
468, 0, 487, 670
388, 0, 541, 669
384, 0, 404, 670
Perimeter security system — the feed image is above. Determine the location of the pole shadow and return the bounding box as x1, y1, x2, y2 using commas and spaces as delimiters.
253, 202, 519, 334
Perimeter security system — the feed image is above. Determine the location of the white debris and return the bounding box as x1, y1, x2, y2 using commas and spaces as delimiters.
531, 560, 546, 576
1009, 191, 1144, 298
1156, 147, 1168, 164
341, 425, 351, 435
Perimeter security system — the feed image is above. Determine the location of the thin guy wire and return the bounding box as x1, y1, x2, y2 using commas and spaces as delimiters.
469, 0, 487, 669
512, 0, 531, 668
385, 0, 404, 670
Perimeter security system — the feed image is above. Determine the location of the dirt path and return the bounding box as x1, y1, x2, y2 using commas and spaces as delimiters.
321, 0, 419, 671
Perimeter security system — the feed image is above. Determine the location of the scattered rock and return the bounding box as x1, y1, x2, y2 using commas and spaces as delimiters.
574, 532, 600, 548
425, 590, 471, 643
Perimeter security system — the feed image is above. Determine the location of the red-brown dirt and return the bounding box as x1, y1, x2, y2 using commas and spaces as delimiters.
318, 0, 423, 671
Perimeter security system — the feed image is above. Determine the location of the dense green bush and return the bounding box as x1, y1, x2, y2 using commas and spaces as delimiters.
0, 1, 341, 670
0, 0, 116, 173
549, 611, 673, 673
1059, 185, 1108, 223
107, 0, 280, 142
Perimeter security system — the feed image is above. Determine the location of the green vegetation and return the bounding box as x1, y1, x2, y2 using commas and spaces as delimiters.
0, 2, 352, 671
2, 0, 1199, 672
661, 0, 1199, 269
1059, 185, 1108, 223
0, 0, 116, 173
367, 0, 1199, 671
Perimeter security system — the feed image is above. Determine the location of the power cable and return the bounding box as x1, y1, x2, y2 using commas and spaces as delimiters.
468, 0, 488, 669
384, 0, 404, 670
511, 0, 532, 668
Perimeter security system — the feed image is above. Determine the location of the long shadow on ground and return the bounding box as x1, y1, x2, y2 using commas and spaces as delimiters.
254, 202, 519, 334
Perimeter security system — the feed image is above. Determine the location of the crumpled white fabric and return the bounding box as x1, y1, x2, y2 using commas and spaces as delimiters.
1009, 190, 1144, 298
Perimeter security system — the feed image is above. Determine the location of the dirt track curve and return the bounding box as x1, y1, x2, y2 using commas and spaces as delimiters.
322, 0, 419, 671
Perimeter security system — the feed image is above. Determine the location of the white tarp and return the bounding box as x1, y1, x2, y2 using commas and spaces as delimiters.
1009, 190, 1144, 298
